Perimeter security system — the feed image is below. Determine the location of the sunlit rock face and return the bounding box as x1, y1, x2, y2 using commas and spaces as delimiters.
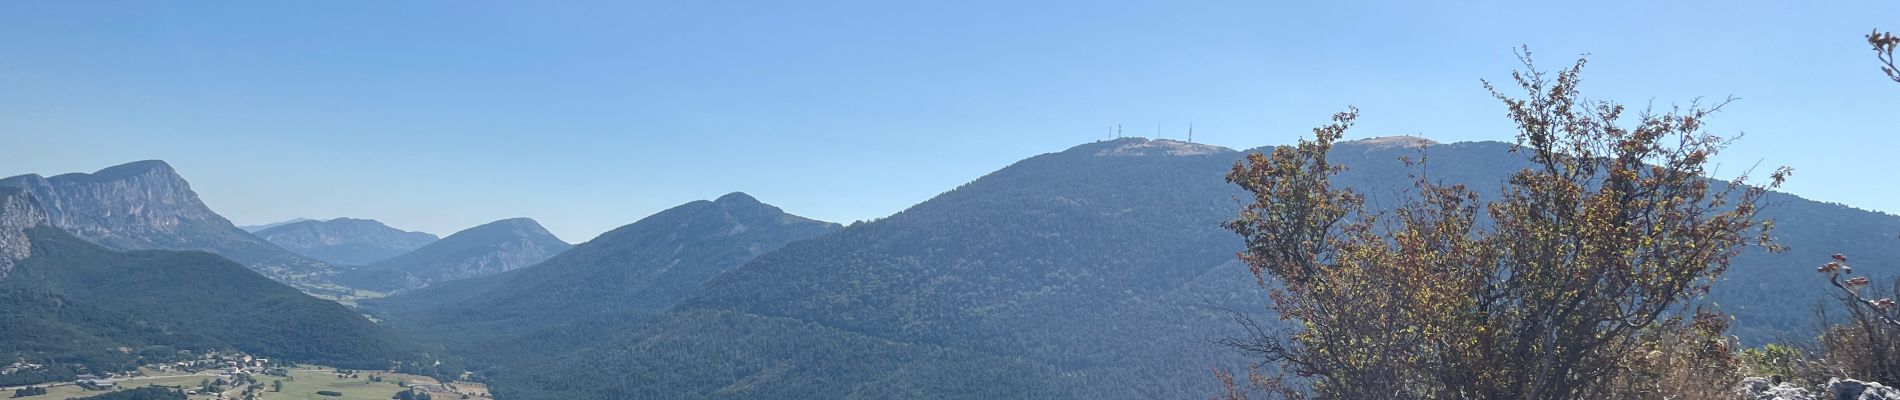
1739, 377, 1900, 400
0, 160, 341, 290
0, 187, 49, 280
0, 161, 221, 250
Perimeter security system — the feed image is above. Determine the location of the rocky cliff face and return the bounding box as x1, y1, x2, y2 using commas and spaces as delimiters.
0, 161, 345, 294
1740, 377, 1900, 400
0, 161, 224, 250
0, 187, 49, 280
255, 218, 439, 265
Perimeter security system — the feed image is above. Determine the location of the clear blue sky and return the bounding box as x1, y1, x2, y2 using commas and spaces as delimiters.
2, 1, 1896, 242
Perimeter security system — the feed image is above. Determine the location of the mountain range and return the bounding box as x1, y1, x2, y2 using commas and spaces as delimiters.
3, 137, 1896, 398
383, 138, 1900, 399
253, 218, 438, 265
450, 138, 1264, 399
338, 218, 570, 293
0, 161, 356, 296
362, 192, 841, 363
0, 187, 412, 386
0, 162, 565, 297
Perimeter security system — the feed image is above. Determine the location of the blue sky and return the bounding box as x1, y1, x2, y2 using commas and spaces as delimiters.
2, 1, 1896, 241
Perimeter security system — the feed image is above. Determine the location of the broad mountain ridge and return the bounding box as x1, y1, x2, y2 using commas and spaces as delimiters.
255, 217, 438, 265
437, 139, 1263, 399
339, 217, 570, 293
362, 192, 842, 367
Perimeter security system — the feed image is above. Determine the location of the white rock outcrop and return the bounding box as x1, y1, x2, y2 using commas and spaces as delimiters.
1739, 377, 1900, 400
0, 188, 49, 280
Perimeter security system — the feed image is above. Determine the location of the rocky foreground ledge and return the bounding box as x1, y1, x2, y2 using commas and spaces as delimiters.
1740, 377, 1900, 400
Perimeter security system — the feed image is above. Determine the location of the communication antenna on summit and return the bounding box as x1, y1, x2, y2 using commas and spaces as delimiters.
1187, 123, 1194, 143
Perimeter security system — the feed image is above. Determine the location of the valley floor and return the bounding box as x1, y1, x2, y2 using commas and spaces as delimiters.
5, 366, 487, 400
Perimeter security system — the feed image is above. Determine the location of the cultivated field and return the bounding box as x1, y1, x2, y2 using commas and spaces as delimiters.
255, 367, 424, 400
5, 366, 464, 400
6, 372, 218, 400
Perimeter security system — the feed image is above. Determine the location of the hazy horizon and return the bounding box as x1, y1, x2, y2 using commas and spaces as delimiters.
5, 1, 1896, 241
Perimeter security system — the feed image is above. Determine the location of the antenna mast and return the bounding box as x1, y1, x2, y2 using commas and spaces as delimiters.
1188, 123, 1194, 143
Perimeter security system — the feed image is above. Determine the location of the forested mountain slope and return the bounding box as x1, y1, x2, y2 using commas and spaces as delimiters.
0, 188, 413, 386
481, 139, 1266, 399
338, 217, 568, 292
361, 193, 840, 362
469, 137, 1900, 399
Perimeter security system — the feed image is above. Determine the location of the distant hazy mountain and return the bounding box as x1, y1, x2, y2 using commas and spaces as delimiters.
338, 218, 569, 293
255, 218, 438, 265
241, 217, 315, 233
0, 188, 411, 385
0, 161, 350, 295
446, 138, 1900, 399
363, 193, 841, 357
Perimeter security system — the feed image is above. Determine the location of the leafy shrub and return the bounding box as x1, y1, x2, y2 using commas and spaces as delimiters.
1221, 50, 1783, 399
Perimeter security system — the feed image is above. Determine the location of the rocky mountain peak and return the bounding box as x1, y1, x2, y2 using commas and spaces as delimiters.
0, 160, 223, 250
0, 187, 50, 280
56, 160, 179, 182
0, 160, 342, 293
